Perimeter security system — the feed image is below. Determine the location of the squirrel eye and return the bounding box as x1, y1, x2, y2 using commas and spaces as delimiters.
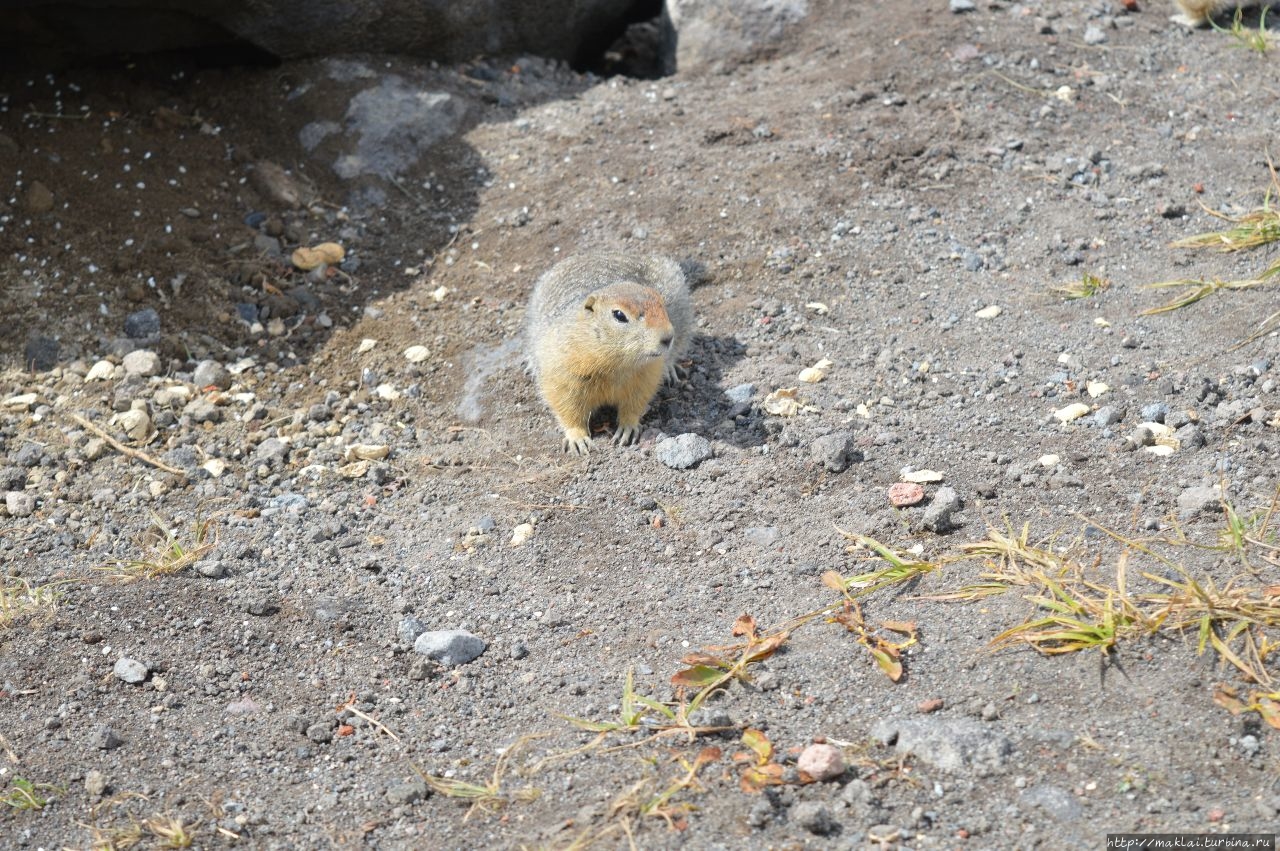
611, 309, 629, 323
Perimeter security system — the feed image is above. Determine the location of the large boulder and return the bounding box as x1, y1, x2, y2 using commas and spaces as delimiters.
0, 0, 637, 67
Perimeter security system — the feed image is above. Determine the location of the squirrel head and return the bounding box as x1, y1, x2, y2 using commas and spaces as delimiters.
582, 283, 675, 362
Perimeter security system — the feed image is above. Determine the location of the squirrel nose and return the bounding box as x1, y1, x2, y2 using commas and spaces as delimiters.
660, 333, 674, 348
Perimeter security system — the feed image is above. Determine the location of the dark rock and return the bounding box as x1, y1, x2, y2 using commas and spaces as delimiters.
124, 308, 160, 339
23, 336, 59, 371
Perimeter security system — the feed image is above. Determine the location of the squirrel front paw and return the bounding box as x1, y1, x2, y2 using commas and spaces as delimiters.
562, 427, 592, 455
613, 424, 641, 446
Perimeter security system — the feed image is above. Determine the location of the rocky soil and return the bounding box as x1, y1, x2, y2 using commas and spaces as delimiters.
2, 1, 1280, 848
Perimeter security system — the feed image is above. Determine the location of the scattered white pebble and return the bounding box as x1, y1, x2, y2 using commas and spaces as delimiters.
975, 305, 1002, 319
357, 338, 378, 354
1054, 402, 1090, 422
1086, 381, 1110, 398
403, 345, 431, 363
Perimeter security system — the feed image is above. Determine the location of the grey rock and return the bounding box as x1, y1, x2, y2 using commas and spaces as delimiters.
743, 526, 779, 548
950, 0, 975, 10
1019, 783, 1084, 822
193, 359, 232, 390
333, 79, 468, 179
1092, 405, 1124, 427
670, 0, 808, 73
242, 594, 280, 616
1174, 424, 1205, 449
922, 487, 962, 533
725, 382, 756, 404
687, 708, 733, 728
183, 397, 223, 424
2, 463, 35, 487
841, 778, 878, 814
94, 726, 124, 750
1177, 485, 1220, 514
113, 657, 149, 684
306, 722, 334, 743
869, 717, 1013, 775
254, 438, 291, 468
386, 778, 429, 805
194, 559, 226, 579
398, 616, 428, 646
414, 629, 487, 666
13, 444, 43, 467
4, 491, 35, 518
84, 770, 110, 798
510, 640, 529, 660
790, 800, 836, 835
1083, 25, 1107, 44
810, 430, 858, 472
124, 308, 160, 339
1140, 402, 1169, 422
23, 336, 59, 371
122, 349, 162, 377
655, 433, 713, 469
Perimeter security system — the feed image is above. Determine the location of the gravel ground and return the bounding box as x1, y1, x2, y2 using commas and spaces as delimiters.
3, 1, 1280, 848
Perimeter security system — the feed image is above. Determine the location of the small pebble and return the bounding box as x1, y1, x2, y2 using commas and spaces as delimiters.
414, 629, 487, 666
4, 491, 35, 518
122, 349, 162, 377
888, 482, 925, 507
797, 743, 846, 781
655, 433, 713, 470
124, 308, 161, 339
790, 801, 837, 835
113, 657, 149, 684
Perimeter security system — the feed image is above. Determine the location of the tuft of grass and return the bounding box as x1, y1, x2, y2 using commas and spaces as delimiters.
1, 776, 63, 810
96, 511, 216, 582
1211, 7, 1272, 54
414, 736, 541, 821
0, 576, 72, 628
1141, 275, 1275, 315
830, 532, 944, 596
1051, 271, 1110, 300
1146, 159, 1280, 317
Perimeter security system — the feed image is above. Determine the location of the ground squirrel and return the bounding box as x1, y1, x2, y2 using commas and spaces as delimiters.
1172, 0, 1264, 26
526, 252, 692, 454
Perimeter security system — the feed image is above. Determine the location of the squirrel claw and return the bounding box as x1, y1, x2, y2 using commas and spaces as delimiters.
562, 434, 592, 454
613, 425, 640, 446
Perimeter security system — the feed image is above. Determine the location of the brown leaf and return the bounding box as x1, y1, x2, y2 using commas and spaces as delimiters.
732, 614, 757, 638
1256, 697, 1280, 730
680, 652, 727, 667
744, 630, 789, 663
1212, 685, 1245, 715
869, 646, 904, 682
881, 620, 917, 635
741, 728, 773, 764
739, 763, 786, 793
671, 665, 724, 688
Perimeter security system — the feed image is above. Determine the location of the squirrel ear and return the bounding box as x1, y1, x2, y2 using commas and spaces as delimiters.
582, 294, 598, 312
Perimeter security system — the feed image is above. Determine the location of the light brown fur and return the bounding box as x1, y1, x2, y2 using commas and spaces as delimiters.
526, 252, 692, 454
1172, 0, 1265, 26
